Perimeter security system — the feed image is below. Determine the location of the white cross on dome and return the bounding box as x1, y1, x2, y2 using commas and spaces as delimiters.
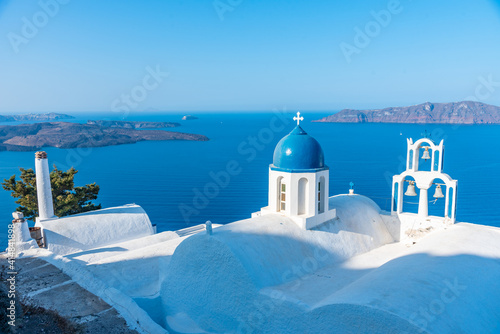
293, 112, 304, 125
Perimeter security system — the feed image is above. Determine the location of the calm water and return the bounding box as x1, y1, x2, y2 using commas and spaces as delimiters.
1, 112, 499, 249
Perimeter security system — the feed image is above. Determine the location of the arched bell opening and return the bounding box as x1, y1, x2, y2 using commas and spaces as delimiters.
417, 144, 433, 172
428, 178, 447, 217
402, 175, 419, 214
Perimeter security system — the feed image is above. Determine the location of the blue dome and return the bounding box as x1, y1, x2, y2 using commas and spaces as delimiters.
272, 125, 326, 172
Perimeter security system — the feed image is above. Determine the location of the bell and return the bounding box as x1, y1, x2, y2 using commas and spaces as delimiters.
433, 184, 444, 198
421, 147, 431, 160
405, 181, 417, 196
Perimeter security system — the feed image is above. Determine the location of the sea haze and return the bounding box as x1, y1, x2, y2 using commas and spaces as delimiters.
1, 112, 498, 249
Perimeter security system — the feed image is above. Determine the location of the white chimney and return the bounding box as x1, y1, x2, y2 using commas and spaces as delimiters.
8, 212, 39, 256
35, 151, 56, 221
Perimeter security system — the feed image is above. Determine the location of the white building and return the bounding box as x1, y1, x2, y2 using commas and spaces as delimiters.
256, 113, 337, 229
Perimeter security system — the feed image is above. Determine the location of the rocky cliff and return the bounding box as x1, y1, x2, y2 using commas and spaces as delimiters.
87, 120, 180, 129
0, 113, 74, 122
315, 101, 500, 124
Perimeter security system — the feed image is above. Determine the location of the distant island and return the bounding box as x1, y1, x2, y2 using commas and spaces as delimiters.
0, 122, 208, 152
87, 120, 180, 129
182, 115, 198, 120
315, 101, 500, 124
0, 112, 74, 122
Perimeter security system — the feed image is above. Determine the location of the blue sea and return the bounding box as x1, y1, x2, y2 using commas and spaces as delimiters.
1, 112, 499, 249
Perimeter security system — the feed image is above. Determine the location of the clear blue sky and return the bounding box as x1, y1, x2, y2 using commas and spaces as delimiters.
1, 0, 500, 113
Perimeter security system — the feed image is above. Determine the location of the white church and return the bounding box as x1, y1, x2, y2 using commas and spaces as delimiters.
6, 114, 500, 334
255, 113, 337, 229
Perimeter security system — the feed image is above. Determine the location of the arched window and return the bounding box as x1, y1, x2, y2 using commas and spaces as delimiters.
298, 178, 308, 215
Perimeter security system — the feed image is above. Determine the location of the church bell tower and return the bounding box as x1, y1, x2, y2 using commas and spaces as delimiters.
256, 113, 337, 229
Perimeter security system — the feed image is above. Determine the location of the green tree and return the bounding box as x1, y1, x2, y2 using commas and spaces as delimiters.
2, 166, 101, 221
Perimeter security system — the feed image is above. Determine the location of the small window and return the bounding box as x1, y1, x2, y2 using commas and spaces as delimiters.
280, 182, 286, 212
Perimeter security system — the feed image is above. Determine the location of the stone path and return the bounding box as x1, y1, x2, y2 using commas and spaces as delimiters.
0, 254, 138, 334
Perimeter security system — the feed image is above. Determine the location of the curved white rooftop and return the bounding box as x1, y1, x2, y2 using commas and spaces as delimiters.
160, 194, 399, 332
37, 204, 155, 255
157, 195, 500, 333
